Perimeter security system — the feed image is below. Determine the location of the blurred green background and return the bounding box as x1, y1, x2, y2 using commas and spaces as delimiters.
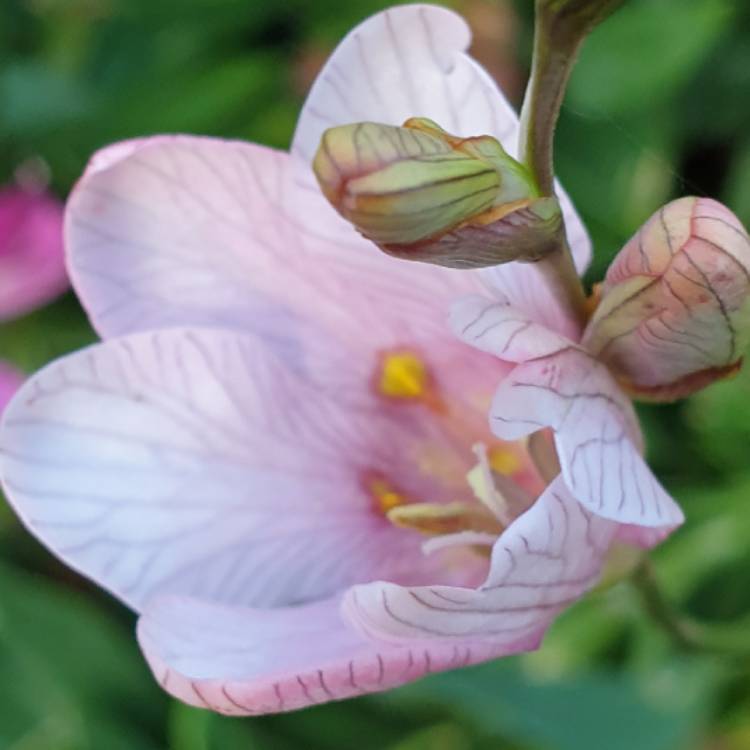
2, 0, 750, 747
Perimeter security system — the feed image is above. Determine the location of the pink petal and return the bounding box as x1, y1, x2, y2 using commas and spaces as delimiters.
490, 348, 683, 527
290, 4, 590, 337
0, 186, 67, 320
342, 477, 614, 644
66, 135, 488, 349
136, 594, 532, 715
0, 327, 487, 611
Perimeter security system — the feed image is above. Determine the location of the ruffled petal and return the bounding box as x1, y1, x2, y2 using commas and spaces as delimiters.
136, 594, 531, 715
0, 327, 480, 611
490, 348, 683, 527
0, 186, 67, 320
342, 476, 615, 644
290, 4, 590, 336
450, 295, 572, 363
451, 295, 683, 528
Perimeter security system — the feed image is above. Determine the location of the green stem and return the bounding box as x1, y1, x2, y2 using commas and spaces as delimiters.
632, 559, 750, 658
536, 240, 589, 329
519, 8, 580, 196
519, 0, 627, 193
518, 0, 627, 331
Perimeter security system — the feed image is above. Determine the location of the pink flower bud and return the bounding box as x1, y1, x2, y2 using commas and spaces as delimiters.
583, 197, 750, 401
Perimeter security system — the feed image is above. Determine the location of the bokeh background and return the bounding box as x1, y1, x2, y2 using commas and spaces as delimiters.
2, 0, 750, 747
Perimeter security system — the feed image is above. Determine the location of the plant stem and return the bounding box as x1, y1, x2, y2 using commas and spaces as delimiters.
517, 1, 629, 330
519, 10, 578, 196
536, 240, 589, 329
519, 0, 627, 194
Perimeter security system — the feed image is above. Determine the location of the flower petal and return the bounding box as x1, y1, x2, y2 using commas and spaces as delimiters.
490, 348, 684, 527
136, 594, 529, 715
450, 295, 572, 363
290, 4, 590, 336
342, 476, 615, 644
66, 135, 487, 348
0, 186, 67, 320
66, 137, 303, 340
451, 296, 683, 527
0, 327, 477, 611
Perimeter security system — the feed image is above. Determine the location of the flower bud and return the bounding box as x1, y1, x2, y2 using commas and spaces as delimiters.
313, 118, 558, 269
583, 197, 750, 401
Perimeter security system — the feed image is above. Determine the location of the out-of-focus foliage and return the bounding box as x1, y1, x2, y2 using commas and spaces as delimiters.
1, 0, 750, 748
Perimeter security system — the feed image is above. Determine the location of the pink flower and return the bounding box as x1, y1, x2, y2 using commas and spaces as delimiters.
0, 181, 67, 409
0, 5, 675, 714
0, 184, 67, 321
0, 361, 23, 413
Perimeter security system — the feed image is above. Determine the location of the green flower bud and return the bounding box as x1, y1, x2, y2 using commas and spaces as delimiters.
313, 118, 553, 268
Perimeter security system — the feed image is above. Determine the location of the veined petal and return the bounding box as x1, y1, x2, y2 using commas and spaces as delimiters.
65, 138, 317, 342
449, 296, 681, 526
450, 295, 572, 363
0, 186, 67, 321
136, 594, 529, 715
490, 348, 683, 527
65, 136, 486, 349
0, 327, 481, 611
342, 477, 615, 644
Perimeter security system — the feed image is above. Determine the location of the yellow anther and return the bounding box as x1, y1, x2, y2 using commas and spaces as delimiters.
369, 476, 408, 514
387, 501, 503, 536
488, 446, 521, 476
378, 351, 428, 399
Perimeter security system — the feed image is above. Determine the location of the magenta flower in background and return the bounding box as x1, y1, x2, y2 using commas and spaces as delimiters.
0, 180, 67, 410
0, 361, 23, 413
0, 183, 67, 321
0, 4, 724, 715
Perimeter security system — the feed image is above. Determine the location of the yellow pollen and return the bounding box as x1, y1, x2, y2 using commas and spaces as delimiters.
378, 351, 429, 399
488, 446, 521, 476
369, 477, 408, 513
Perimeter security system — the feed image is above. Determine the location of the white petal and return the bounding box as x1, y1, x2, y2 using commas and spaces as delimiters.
450, 295, 572, 363
342, 477, 615, 644
137, 594, 525, 715
0, 327, 456, 610
490, 348, 684, 527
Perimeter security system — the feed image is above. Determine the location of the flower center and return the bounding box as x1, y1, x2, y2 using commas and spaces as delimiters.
367, 440, 544, 563
368, 349, 554, 559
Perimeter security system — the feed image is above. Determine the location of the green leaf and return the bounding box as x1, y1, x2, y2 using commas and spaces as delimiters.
377, 659, 715, 750
0, 561, 165, 749
568, 0, 734, 116
0, 62, 95, 136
